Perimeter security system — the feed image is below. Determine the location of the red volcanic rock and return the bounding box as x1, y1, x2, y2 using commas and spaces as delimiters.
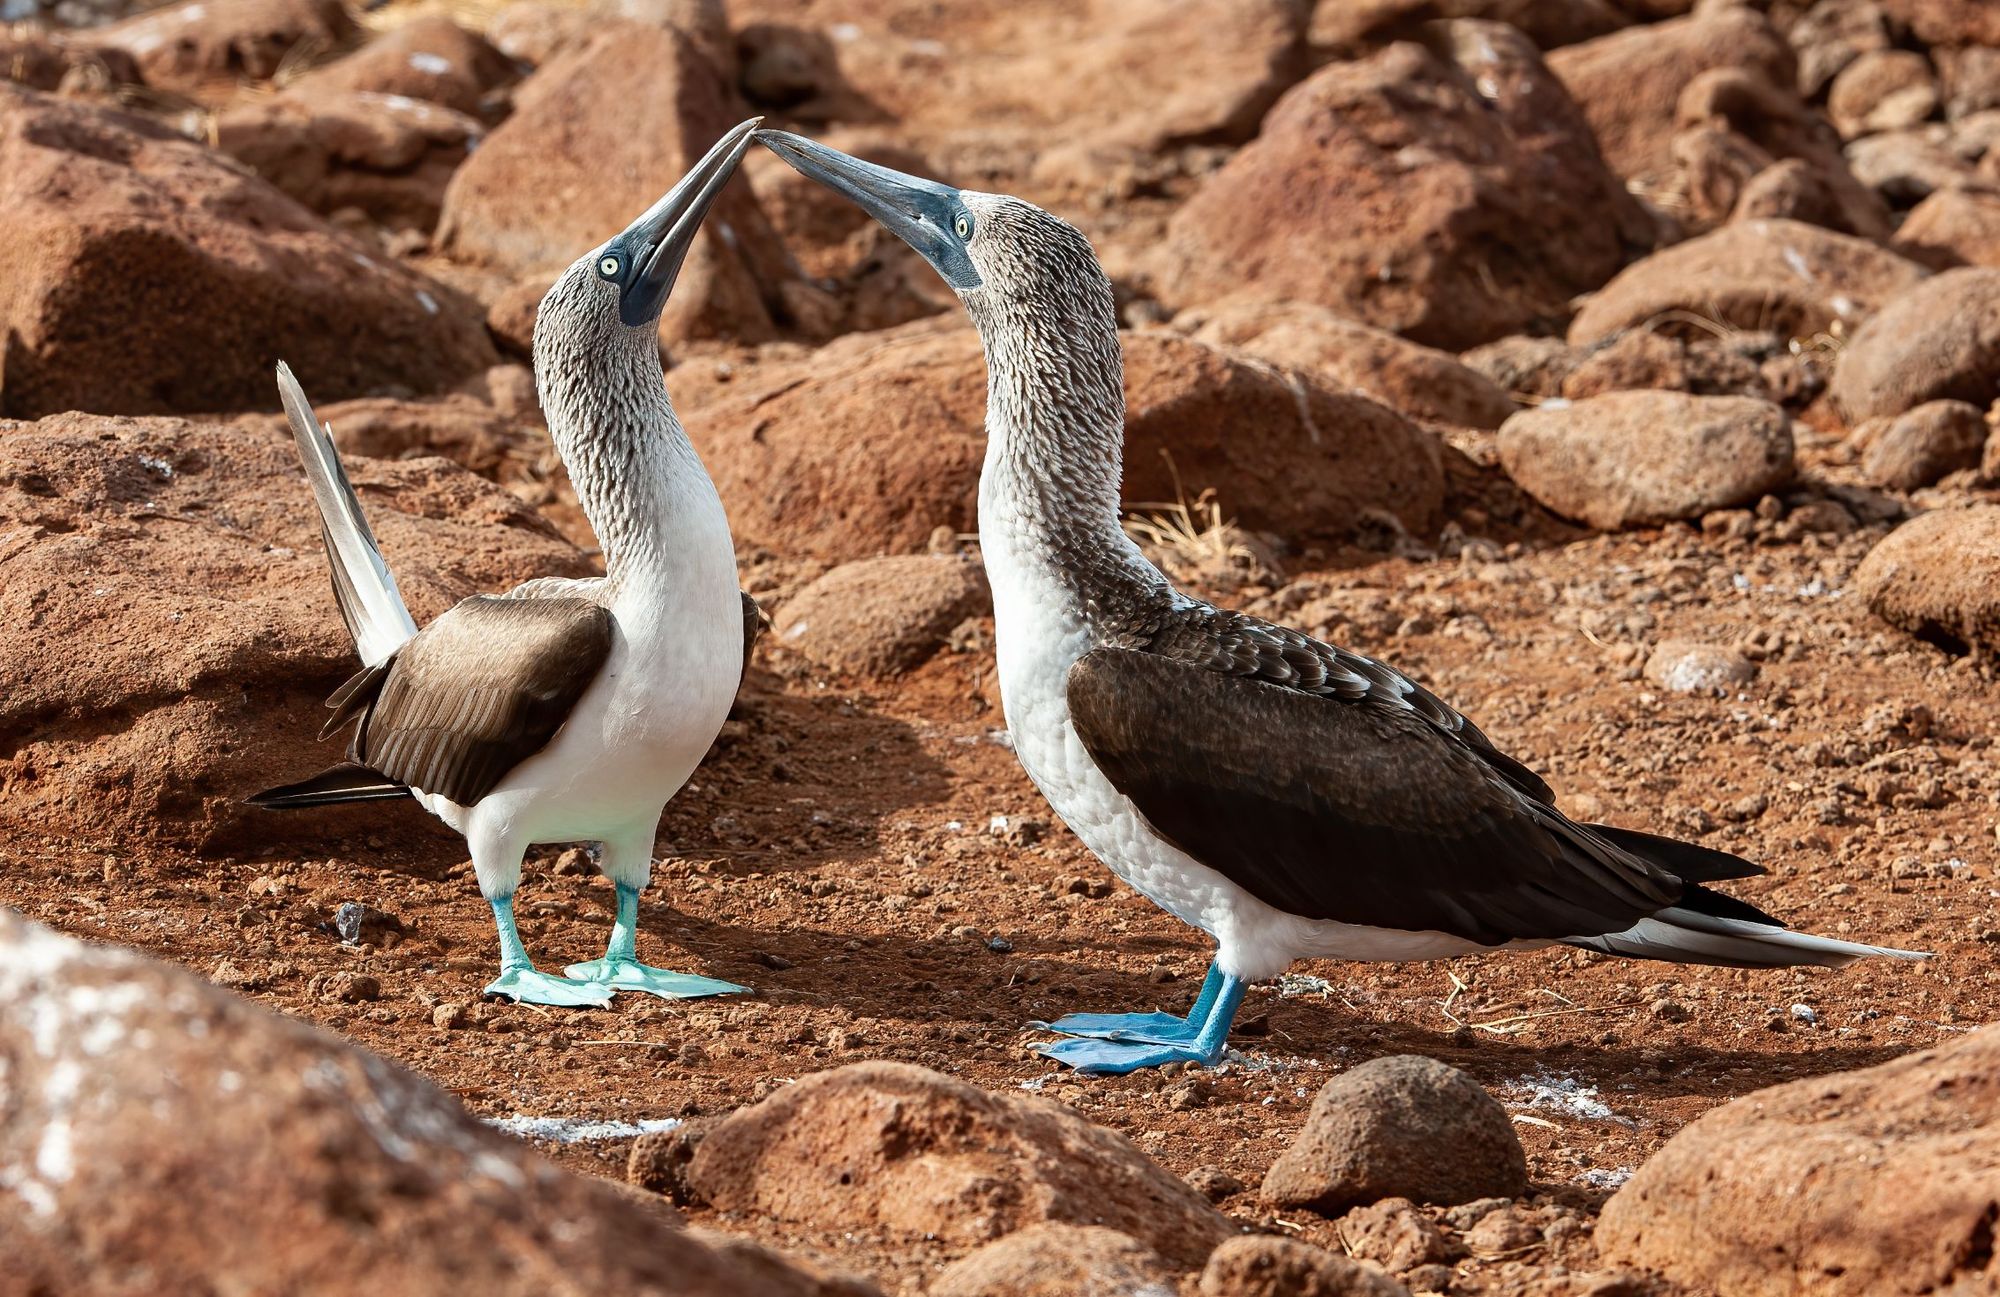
1894, 185, 2000, 269
285, 15, 517, 117
0, 411, 592, 852
1568, 219, 1926, 348
1828, 49, 1940, 139
773, 555, 989, 679
929, 1224, 1179, 1297
1548, 7, 1794, 189
1853, 505, 2000, 654
0, 911, 873, 1297
1177, 302, 1517, 430
684, 1060, 1234, 1269
83, 0, 357, 96
1857, 399, 1988, 489
434, 21, 803, 346
1199, 1236, 1412, 1296
1831, 267, 2000, 421
215, 88, 483, 233
1153, 21, 1646, 351
1261, 1055, 1527, 1216
0, 84, 496, 418
1597, 1023, 2000, 1296
1498, 391, 1795, 530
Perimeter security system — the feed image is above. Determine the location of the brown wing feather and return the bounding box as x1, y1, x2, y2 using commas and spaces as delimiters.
1067, 647, 1689, 945
328, 595, 613, 807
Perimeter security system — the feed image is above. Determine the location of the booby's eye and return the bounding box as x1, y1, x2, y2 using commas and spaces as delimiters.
598, 255, 621, 278
953, 212, 973, 240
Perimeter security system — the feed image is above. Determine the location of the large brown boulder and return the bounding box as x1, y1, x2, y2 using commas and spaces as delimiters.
0, 912, 871, 1297
215, 88, 484, 233
82, 0, 357, 97
683, 1061, 1234, 1269
1547, 7, 1794, 189
1152, 21, 1646, 350
682, 324, 1446, 562
1260, 1055, 1527, 1216
1176, 302, 1517, 429
434, 21, 801, 345
285, 15, 517, 117
1857, 399, 1988, 490
1498, 391, 1795, 530
0, 85, 496, 418
1568, 219, 1927, 347
929, 1224, 1179, 1297
1853, 506, 2000, 654
0, 411, 593, 852
773, 555, 989, 679
1831, 268, 2000, 422
731, 0, 1306, 159
1596, 1023, 2000, 1296
1876, 0, 2000, 48
1893, 185, 2000, 269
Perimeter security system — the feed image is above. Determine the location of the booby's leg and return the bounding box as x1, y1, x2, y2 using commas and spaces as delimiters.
471, 833, 612, 1008
482, 895, 615, 1008
1035, 963, 1224, 1044
563, 831, 748, 999
1035, 971, 1247, 1075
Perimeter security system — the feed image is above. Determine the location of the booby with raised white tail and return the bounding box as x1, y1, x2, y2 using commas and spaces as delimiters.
756, 129, 1926, 1073
250, 119, 767, 1008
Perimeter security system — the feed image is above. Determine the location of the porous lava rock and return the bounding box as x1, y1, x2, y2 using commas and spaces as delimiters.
82, 0, 357, 97
1858, 399, 1988, 489
683, 1060, 1234, 1269
284, 15, 517, 117
682, 324, 1448, 563
0, 412, 592, 852
1198, 1236, 1413, 1297
0, 911, 874, 1297
434, 20, 802, 345
255, 392, 551, 486
928, 1224, 1179, 1297
773, 555, 989, 679
1567, 220, 1927, 348
1177, 302, 1517, 430
1893, 185, 2000, 269
1547, 7, 1794, 188
215, 87, 483, 233
1831, 268, 2000, 421
1596, 1023, 2000, 1296
1260, 1055, 1527, 1215
1853, 505, 2000, 654
1153, 21, 1645, 350
1498, 391, 1794, 530
0, 84, 497, 418
1827, 49, 1940, 138
1644, 641, 1760, 694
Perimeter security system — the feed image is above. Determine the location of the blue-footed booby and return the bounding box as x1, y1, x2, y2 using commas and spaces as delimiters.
755, 129, 1927, 1074
249, 119, 768, 1009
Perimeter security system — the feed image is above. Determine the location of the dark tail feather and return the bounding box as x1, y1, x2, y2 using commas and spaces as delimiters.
247, 762, 409, 810
1587, 823, 1765, 883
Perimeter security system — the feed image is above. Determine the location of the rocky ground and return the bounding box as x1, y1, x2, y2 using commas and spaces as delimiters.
4, 0, 2000, 1294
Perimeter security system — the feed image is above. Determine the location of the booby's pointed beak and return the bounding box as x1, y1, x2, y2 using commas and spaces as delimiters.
613, 116, 762, 328
753, 128, 982, 291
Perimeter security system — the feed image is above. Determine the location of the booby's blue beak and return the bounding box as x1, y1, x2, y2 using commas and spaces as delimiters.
753, 128, 983, 291
605, 116, 762, 328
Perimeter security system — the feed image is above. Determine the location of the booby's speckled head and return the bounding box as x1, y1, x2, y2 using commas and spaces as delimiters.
753, 129, 1114, 338
538, 116, 760, 347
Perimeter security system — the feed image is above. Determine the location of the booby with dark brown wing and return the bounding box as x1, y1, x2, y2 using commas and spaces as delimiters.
756, 128, 1926, 1073
250, 120, 767, 1008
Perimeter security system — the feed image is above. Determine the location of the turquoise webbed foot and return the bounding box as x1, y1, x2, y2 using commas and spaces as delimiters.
1033, 962, 1245, 1075
483, 965, 615, 1007
1036, 1034, 1227, 1074
1036, 1010, 1202, 1045
563, 957, 748, 1000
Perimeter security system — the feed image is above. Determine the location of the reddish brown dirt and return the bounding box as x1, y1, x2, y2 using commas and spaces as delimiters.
6, 489, 1992, 1294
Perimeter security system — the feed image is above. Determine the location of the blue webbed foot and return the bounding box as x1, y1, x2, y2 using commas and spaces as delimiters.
1036, 1010, 1200, 1045
483, 966, 614, 1008
562, 957, 748, 1000
1035, 1034, 1226, 1075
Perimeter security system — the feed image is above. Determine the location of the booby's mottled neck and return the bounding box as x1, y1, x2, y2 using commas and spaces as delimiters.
966, 249, 1164, 617
534, 290, 719, 593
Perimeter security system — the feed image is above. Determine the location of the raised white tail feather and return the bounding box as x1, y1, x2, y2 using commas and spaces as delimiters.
276, 363, 418, 667
1568, 907, 1928, 969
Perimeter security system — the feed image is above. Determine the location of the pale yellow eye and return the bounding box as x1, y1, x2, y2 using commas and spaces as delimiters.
953, 213, 972, 239
599, 255, 620, 277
